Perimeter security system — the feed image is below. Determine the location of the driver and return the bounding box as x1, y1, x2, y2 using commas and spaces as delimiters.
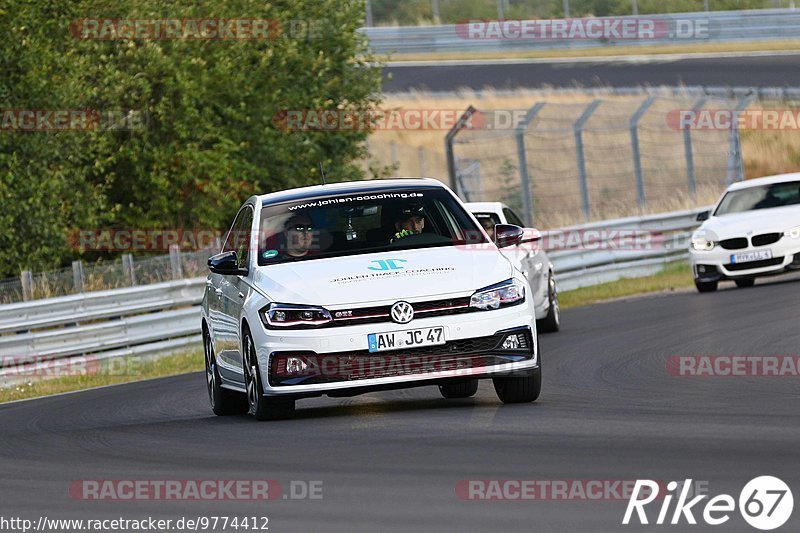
391, 202, 426, 243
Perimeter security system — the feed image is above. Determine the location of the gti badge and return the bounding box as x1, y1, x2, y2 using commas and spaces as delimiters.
390, 301, 414, 324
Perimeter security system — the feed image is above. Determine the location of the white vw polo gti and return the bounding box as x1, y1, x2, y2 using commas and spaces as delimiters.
690, 173, 800, 292
201, 179, 541, 420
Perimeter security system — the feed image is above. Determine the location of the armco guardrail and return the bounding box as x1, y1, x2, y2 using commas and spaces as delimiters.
546, 207, 707, 291
0, 208, 706, 385
363, 8, 800, 54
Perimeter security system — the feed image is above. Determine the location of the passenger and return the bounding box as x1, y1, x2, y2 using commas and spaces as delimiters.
281, 213, 315, 258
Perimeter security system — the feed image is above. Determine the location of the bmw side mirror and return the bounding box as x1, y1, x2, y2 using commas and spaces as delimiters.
696, 210, 710, 222
495, 224, 524, 248
208, 251, 246, 275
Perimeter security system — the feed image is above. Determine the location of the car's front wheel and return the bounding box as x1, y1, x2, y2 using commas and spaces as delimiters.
439, 379, 479, 399
493, 368, 541, 404
204, 327, 248, 416
695, 280, 718, 293
536, 272, 560, 333
242, 328, 295, 421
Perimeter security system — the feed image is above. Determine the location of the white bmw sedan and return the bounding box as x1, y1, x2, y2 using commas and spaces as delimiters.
690, 173, 800, 292
202, 179, 541, 420
465, 202, 559, 333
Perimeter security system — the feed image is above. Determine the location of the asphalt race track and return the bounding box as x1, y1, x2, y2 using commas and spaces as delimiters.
2, 275, 799, 532
383, 53, 800, 91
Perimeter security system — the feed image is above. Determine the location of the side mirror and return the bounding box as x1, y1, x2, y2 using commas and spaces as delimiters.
208, 251, 246, 276
696, 210, 710, 222
494, 224, 524, 248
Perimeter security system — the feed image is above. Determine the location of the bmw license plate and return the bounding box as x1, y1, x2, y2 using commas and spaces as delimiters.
731, 249, 772, 264
368, 327, 445, 353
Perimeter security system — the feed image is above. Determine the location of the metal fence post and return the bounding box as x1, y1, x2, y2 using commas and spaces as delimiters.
169, 244, 183, 280
684, 97, 708, 199
20, 271, 33, 302
72, 260, 85, 293
630, 96, 656, 211
515, 103, 546, 227
574, 100, 602, 221
418, 147, 427, 177
726, 95, 755, 185
445, 106, 477, 199
122, 253, 136, 286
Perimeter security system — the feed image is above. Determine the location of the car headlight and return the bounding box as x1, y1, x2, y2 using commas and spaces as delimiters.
470, 279, 526, 310
260, 303, 332, 328
785, 225, 800, 239
691, 235, 716, 251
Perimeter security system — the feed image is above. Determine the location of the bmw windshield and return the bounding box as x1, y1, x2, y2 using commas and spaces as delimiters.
257, 189, 489, 266
714, 180, 800, 216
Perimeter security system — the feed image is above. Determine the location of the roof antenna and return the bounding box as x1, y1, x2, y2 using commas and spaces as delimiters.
318, 162, 327, 185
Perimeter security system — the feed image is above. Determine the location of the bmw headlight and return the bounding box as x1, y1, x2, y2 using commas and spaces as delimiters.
691, 235, 716, 251
470, 279, 526, 310
785, 225, 800, 239
260, 303, 332, 328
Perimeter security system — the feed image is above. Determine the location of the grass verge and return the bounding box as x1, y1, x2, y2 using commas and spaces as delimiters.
560, 261, 694, 310
0, 265, 692, 404
0, 348, 204, 404
382, 40, 800, 62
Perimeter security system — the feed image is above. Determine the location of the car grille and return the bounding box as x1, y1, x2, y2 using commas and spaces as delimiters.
725, 257, 784, 271
719, 238, 749, 250
327, 296, 475, 327
269, 330, 533, 386
751, 233, 783, 247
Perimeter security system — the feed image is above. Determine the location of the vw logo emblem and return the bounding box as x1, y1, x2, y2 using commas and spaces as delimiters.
390, 301, 414, 324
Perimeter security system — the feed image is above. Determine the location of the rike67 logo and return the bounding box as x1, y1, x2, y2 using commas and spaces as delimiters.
623, 477, 793, 530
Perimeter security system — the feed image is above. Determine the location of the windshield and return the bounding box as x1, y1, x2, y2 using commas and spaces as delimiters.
714, 181, 800, 216
257, 189, 488, 266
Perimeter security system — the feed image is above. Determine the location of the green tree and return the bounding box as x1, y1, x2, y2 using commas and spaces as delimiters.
0, 0, 383, 277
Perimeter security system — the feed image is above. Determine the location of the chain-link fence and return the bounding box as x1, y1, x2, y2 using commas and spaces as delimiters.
367, 0, 797, 27
446, 94, 749, 228
2, 246, 217, 304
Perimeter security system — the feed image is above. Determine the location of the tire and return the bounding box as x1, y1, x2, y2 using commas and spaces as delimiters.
695, 280, 718, 293
536, 272, 561, 333
204, 327, 248, 416
493, 368, 542, 404
735, 278, 756, 288
439, 379, 479, 399
242, 328, 295, 421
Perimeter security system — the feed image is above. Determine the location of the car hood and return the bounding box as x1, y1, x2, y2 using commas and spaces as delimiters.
251, 246, 513, 306
700, 205, 800, 239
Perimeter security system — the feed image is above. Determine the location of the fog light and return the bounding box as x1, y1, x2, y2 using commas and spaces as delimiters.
285, 357, 308, 375
502, 333, 528, 350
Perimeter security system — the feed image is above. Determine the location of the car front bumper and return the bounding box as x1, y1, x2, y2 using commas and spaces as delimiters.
690, 239, 800, 282
250, 300, 538, 398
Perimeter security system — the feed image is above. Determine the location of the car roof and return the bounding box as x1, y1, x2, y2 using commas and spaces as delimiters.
464, 202, 505, 214
257, 178, 447, 205
727, 172, 800, 191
